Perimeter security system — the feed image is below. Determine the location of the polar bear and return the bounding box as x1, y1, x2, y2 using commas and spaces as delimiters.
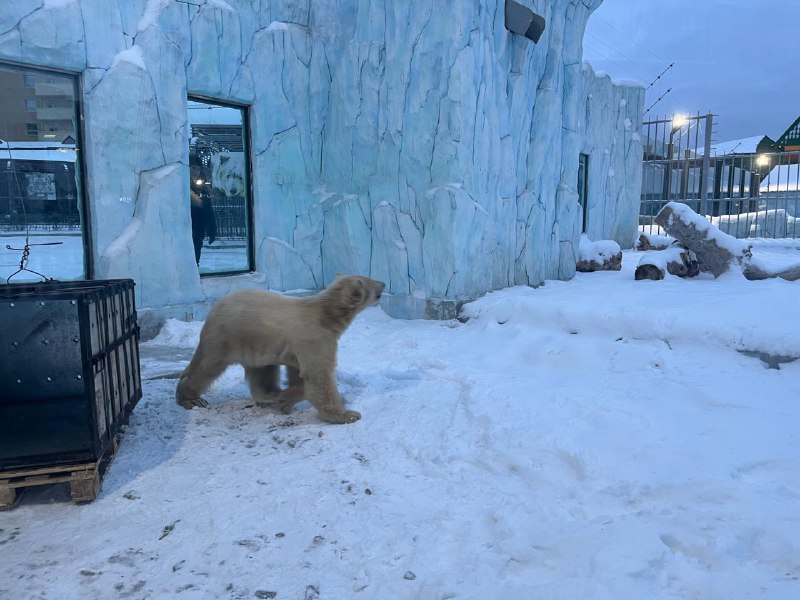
210, 152, 245, 198
176, 275, 385, 424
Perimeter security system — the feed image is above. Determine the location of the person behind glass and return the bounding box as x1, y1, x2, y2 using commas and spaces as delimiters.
189, 158, 217, 265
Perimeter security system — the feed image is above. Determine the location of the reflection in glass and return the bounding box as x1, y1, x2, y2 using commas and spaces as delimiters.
0, 64, 85, 283
187, 98, 251, 275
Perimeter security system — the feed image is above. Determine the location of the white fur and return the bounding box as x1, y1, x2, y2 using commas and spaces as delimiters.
210, 153, 245, 197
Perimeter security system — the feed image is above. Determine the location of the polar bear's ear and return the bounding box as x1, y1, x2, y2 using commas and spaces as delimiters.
348, 278, 366, 305
335, 272, 344, 280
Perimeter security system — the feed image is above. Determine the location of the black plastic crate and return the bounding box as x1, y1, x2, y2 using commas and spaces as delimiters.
0, 279, 141, 471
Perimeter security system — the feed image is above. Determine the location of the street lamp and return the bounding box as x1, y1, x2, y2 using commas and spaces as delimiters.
752, 154, 770, 203
664, 114, 690, 201
668, 114, 688, 159
672, 114, 688, 129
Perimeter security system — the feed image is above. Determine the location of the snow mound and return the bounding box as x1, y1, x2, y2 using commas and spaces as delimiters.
578, 234, 621, 263
150, 318, 203, 348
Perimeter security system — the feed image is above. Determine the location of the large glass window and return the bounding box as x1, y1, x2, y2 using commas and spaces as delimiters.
187, 97, 252, 275
1, 63, 87, 283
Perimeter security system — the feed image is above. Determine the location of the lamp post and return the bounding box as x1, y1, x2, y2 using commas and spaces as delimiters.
664, 114, 688, 202
752, 154, 770, 208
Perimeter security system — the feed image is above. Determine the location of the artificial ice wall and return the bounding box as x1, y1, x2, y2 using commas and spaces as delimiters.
0, 0, 644, 318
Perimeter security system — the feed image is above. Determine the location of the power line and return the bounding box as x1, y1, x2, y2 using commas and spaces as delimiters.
593, 14, 667, 63
587, 15, 709, 121
645, 62, 674, 91
584, 31, 659, 83
583, 42, 651, 85
643, 87, 673, 116
586, 16, 690, 112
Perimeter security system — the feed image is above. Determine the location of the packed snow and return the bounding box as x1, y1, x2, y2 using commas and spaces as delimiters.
1, 234, 84, 282
0, 234, 247, 283
1, 252, 800, 599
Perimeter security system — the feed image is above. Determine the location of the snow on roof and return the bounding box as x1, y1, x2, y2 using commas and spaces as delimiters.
581, 60, 646, 89
710, 135, 766, 156
760, 163, 800, 192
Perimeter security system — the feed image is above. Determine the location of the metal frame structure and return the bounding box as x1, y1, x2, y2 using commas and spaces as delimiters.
640, 114, 800, 239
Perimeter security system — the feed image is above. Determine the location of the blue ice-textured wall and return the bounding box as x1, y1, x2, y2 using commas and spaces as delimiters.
0, 0, 643, 315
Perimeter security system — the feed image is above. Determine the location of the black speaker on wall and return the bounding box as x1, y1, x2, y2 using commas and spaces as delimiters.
505, 0, 546, 44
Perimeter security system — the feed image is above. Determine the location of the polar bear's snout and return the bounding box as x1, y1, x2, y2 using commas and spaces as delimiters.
373, 282, 385, 303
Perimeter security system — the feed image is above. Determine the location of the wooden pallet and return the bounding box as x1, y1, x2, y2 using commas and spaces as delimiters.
0, 461, 102, 510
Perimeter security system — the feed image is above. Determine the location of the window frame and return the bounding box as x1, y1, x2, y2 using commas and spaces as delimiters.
577, 152, 589, 234
0, 60, 93, 280
186, 94, 255, 277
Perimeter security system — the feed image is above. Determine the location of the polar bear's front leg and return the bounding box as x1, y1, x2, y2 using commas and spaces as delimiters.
305, 373, 360, 424
290, 342, 360, 424
295, 354, 360, 424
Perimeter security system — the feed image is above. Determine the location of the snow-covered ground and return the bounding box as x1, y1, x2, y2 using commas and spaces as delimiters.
2, 251, 800, 599
0, 233, 84, 282
0, 234, 248, 282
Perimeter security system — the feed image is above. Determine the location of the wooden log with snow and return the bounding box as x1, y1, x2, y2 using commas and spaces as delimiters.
654, 202, 752, 278
742, 258, 800, 282
635, 232, 676, 251
634, 247, 700, 280
575, 235, 622, 272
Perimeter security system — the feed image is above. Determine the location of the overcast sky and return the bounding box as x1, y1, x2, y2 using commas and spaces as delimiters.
583, 0, 799, 143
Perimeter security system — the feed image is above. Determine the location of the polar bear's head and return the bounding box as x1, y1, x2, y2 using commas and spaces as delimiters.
210, 153, 245, 198
318, 275, 386, 334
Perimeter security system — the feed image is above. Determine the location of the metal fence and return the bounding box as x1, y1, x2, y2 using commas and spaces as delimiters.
210, 194, 248, 240
640, 113, 800, 239
1, 197, 247, 240
1, 211, 80, 232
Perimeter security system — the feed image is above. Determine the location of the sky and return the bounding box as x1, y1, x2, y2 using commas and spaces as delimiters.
584, 0, 800, 144
2, 243, 800, 598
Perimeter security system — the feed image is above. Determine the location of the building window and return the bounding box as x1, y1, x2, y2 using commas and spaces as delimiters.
577, 153, 589, 233
1, 63, 89, 283
187, 96, 252, 276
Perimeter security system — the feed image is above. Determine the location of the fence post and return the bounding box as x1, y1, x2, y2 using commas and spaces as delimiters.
699, 112, 713, 217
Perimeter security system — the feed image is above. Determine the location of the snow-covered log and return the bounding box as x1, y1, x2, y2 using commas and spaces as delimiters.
576, 235, 622, 272
635, 232, 676, 251
654, 202, 751, 277
743, 263, 800, 282
634, 247, 700, 280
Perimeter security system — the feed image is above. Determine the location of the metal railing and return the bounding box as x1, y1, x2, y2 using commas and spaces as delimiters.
1, 211, 80, 232
640, 114, 800, 238
210, 195, 248, 240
